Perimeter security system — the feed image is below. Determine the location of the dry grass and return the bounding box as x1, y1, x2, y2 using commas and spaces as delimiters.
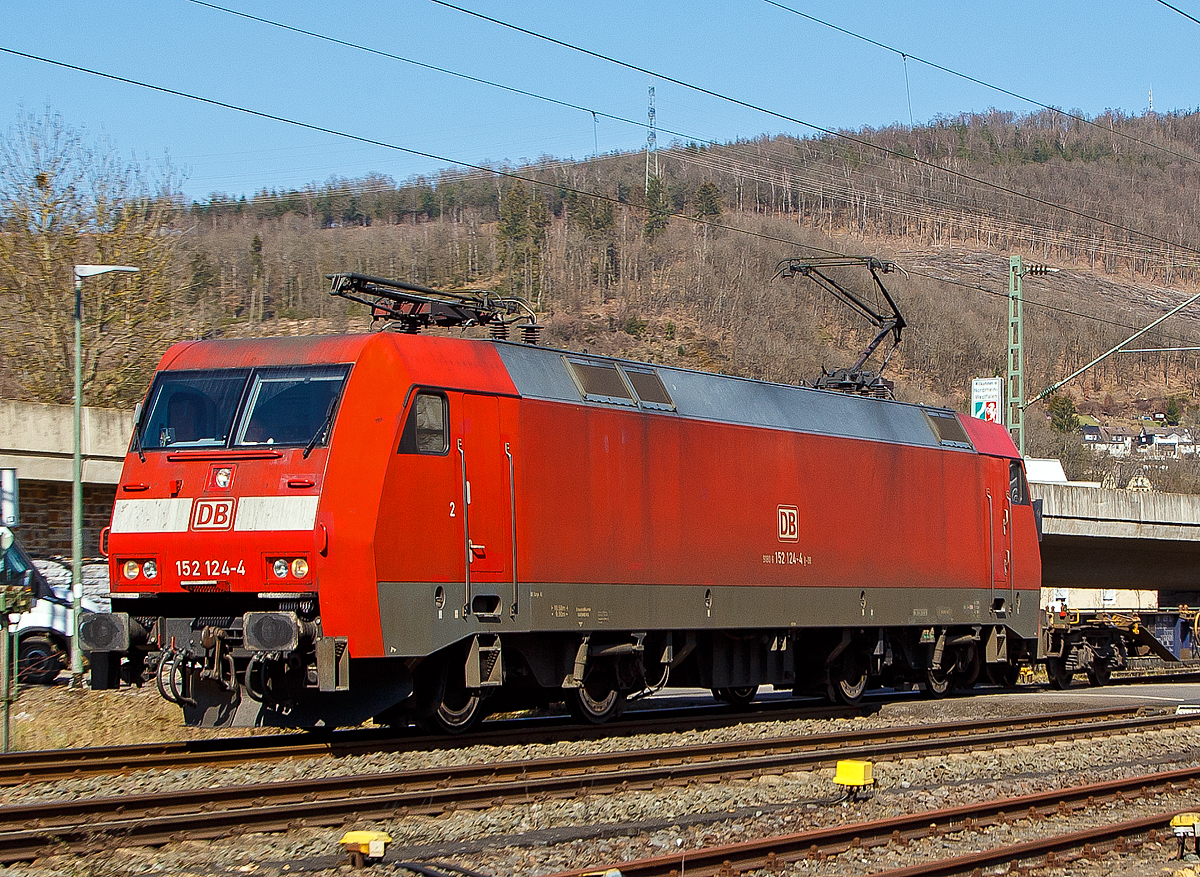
8, 679, 265, 751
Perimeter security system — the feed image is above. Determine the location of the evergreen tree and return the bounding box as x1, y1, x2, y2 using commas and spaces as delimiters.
496, 183, 549, 302
1166, 396, 1182, 426
1048, 395, 1081, 433
694, 181, 723, 220
643, 176, 670, 242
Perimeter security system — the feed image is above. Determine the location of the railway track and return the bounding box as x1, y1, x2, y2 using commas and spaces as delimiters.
1, 706, 1193, 864
0, 698, 873, 786
545, 768, 1199, 877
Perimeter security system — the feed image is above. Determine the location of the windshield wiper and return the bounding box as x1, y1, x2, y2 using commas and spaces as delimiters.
131, 422, 146, 462
302, 398, 338, 459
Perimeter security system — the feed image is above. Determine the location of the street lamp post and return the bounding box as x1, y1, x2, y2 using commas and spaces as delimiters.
71, 265, 139, 686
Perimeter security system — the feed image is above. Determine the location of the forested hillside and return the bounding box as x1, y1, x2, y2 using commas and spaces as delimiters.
6, 106, 1200, 478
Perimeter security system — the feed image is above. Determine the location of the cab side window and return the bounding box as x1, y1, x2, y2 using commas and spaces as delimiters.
398, 393, 448, 455
1009, 460, 1030, 505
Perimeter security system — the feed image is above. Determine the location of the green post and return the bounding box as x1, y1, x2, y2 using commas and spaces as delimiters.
72, 274, 84, 686
1, 588, 9, 753
1007, 256, 1025, 456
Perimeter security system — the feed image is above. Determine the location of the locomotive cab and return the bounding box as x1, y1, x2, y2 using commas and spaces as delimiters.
83, 342, 402, 726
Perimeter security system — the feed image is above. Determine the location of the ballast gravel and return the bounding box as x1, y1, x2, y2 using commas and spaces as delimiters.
7, 688, 1200, 877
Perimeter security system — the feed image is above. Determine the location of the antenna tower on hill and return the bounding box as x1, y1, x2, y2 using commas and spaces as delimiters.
645, 83, 658, 195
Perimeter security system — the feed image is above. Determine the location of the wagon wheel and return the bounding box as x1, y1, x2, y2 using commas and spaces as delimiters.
567, 677, 626, 724
986, 661, 1020, 689
1086, 661, 1111, 687
1046, 656, 1073, 690
712, 685, 759, 708
923, 666, 953, 699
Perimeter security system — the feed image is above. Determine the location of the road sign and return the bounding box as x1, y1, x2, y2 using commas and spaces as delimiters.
972, 378, 1003, 424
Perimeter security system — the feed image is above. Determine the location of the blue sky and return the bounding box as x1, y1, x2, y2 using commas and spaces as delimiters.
1, 1, 1195, 201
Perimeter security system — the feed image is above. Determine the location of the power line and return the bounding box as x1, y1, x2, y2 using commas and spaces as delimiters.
182, 0, 722, 165
1155, 0, 1200, 27
760, 0, 1200, 169
6, 41, 1195, 348
0, 44, 854, 262
183, 0, 1200, 275
427, 0, 1200, 262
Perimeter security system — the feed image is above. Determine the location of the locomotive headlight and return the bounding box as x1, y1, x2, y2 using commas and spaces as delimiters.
290, 558, 309, 579
141, 560, 158, 580
214, 467, 232, 489
273, 559, 290, 579
123, 560, 141, 580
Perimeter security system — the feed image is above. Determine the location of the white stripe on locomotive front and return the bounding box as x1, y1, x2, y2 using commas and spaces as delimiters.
110, 496, 318, 533
232, 496, 319, 532
110, 498, 192, 533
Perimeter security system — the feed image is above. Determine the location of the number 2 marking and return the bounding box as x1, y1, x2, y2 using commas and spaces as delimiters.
449, 501, 456, 517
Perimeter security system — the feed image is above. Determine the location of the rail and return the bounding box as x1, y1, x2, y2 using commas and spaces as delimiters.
0, 706, 1188, 863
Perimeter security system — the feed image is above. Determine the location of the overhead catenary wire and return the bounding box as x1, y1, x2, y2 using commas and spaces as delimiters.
5, 40, 1199, 351
180, 0, 1200, 278
0, 44, 853, 261
904, 268, 1200, 347
426, 0, 1200, 263
1155, 0, 1200, 28
759, 0, 1200, 169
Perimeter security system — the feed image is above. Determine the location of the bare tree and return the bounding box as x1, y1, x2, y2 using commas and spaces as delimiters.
0, 108, 183, 405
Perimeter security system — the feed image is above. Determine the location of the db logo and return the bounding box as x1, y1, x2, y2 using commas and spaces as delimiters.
777, 505, 799, 542
192, 498, 235, 530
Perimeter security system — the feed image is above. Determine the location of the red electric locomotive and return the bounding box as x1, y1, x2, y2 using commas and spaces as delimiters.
82, 272, 1041, 731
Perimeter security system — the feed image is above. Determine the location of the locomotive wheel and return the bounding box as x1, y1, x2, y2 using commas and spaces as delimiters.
955, 646, 982, 690
1086, 662, 1112, 687
419, 686, 483, 735
712, 685, 759, 708
923, 667, 952, 699
1046, 656, 1073, 690
826, 665, 868, 706
414, 656, 484, 735
567, 680, 626, 724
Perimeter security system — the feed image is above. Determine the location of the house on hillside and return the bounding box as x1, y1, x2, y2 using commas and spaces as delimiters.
1084, 425, 1135, 457
1136, 425, 1195, 458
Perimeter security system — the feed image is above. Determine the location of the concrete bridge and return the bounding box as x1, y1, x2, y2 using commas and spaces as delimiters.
0, 400, 133, 557
1031, 482, 1200, 596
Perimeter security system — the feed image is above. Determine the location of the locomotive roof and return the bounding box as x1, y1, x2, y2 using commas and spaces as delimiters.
491, 340, 991, 455
154, 332, 1015, 457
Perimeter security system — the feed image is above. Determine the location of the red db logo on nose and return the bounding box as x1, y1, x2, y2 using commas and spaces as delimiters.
192, 498, 235, 530
777, 505, 799, 542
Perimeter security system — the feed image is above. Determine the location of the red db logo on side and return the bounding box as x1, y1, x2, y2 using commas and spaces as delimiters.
777, 505, 799, 542
192, 498, 235, 530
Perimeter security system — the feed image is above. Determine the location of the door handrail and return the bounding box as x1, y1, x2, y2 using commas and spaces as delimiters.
457, 437, 471, 618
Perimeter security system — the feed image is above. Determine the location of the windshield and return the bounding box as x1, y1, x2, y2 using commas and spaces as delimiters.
135, 365, 349, 452
141, 370, 250, 449
234, 367, 348, 447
